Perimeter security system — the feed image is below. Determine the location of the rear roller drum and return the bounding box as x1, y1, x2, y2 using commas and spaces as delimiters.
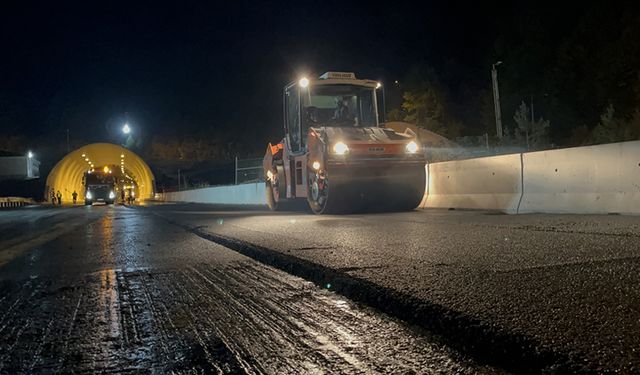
266, 165, 286, 211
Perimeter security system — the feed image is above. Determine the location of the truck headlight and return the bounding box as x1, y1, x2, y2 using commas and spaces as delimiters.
109, 191, 115, 199
405, 141, 419, 154
86, 192, 92, 199
333, 142, 349, 155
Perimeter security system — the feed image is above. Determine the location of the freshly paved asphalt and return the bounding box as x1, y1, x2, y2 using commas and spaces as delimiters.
146, 203, 640, 374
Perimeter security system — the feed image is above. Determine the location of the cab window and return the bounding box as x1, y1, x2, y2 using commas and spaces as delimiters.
285, 87, 302, 152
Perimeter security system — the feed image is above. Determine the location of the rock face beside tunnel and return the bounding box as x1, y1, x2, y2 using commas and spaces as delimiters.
45, 143, 155, 202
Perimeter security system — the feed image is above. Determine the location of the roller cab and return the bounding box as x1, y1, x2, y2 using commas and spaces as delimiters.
264, 72, 426, 214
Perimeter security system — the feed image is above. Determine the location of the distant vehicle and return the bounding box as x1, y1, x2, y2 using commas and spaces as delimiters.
263, 72, 425, 214
84, 171, 116, 205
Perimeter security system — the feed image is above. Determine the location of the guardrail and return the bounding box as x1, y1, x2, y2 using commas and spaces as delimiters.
235, 157, 263, 185
0, 197, 35, 208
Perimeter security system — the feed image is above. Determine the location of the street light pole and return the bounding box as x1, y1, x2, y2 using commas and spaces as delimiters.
491, 61, 503, 139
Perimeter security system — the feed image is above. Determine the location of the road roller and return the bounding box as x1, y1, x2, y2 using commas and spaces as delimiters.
263, 72, 426, 214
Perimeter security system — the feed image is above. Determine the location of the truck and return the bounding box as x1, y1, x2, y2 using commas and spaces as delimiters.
263, 72, 426, 214
83, 170, 116, 205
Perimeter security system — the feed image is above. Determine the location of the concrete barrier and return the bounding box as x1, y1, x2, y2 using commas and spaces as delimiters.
161, 141, 640, 214
162, 182, 266, 205
518, 141, 640, 214
422, 154, 523, 213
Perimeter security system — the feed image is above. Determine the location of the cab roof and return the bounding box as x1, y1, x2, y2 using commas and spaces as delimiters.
285, 72, 379, 90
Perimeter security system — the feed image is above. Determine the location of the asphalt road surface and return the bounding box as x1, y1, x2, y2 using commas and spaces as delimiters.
0, 205, 498, 374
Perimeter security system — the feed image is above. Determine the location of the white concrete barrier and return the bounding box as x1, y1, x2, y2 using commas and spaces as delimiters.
518, 141, 640, 214
422, 154, 522, 213
162, 182, 266, 205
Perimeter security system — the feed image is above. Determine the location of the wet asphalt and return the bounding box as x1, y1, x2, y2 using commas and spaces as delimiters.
0, 205, 498, 374
144, 203, 640, 374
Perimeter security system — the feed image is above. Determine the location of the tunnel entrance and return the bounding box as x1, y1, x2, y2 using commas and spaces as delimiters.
45, 143, 155, 203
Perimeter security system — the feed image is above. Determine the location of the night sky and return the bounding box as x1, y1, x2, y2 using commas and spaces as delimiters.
3, 1, 518, 150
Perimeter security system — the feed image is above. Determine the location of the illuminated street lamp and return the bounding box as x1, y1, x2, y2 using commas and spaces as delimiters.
122, 123, 131, 134
27, 151, 33, 158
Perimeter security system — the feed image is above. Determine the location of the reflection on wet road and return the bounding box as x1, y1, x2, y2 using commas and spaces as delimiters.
0, 207, 495, 373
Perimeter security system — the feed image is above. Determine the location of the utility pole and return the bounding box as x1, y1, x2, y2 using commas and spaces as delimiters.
491, 61, 503, 139
530, 95, 535, 124
234, 156, 238, 185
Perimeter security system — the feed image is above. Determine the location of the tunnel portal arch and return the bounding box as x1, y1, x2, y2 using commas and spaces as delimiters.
45, 143, 155, 203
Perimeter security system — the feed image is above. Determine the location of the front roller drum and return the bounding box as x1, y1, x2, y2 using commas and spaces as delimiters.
307, 164, 425, 214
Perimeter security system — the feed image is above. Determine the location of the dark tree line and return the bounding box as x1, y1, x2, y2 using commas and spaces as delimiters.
387, 3, 640, 149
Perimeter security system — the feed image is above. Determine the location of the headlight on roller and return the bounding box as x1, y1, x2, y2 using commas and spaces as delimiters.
86, 191, 92, 199
405, 140, 419, 154
333, 141, 349, 155
109, 191, 115, 199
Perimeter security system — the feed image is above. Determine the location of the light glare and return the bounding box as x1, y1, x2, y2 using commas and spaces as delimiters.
333, 142, 349, 155
406, 141, 419, 154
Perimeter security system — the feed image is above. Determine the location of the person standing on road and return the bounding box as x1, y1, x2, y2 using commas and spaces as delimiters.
50, 189, 56, 205
56, 190, 62, 205
72, 190, 78, 205
121, 189, 125, 204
